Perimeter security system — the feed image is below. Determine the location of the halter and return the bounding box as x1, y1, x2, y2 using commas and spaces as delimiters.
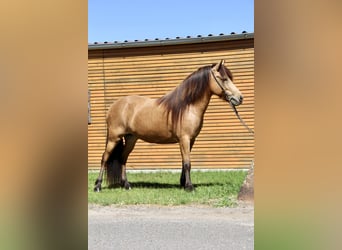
211, 70, 254, 135
210, 70, 232, 102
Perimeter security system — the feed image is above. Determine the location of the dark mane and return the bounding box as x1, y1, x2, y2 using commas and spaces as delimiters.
157, 65, 212, 129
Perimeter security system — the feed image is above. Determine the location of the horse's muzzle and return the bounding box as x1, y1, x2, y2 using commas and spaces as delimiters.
226, 94, 243, 106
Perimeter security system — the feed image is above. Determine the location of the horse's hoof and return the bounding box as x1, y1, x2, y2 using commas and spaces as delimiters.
184, 184, 194, 192
94, 186, 101, 192
124, 182, 131, 190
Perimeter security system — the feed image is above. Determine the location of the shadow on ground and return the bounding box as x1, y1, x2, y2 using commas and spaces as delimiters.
102, 181, 217, 189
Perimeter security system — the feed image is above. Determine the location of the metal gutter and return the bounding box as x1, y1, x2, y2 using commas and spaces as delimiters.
88, 32, 254, 50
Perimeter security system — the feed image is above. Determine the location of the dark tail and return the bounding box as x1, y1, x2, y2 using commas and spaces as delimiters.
105, 138, 124, 188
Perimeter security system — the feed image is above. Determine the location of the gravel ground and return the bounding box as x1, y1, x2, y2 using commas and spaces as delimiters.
88, 202, 254, 250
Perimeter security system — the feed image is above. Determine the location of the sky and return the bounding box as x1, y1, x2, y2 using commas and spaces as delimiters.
88, 0, 254, 43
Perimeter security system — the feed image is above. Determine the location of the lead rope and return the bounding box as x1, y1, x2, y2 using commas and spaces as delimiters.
211, 71, 254, 135
229, 102, 254, 135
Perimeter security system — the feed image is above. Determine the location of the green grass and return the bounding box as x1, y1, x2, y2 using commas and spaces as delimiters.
88, 170, 247, 207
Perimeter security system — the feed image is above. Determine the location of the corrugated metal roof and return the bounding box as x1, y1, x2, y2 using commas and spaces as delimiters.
88, 31, 254, 50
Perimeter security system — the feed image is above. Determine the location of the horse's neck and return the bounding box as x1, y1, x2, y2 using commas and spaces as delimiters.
192, 92, 212, 116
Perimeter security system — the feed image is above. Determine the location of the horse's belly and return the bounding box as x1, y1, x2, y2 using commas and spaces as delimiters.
138, 134, 178, 144
131, 120, 177, 143
128, 100, 177, 143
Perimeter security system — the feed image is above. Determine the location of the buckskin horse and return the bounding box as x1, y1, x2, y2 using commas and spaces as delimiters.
94, 60, 243, 192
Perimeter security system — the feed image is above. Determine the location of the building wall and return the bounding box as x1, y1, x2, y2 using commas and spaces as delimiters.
88, 37, 254, 170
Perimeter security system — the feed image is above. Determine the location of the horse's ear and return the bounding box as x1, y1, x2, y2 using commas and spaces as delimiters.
214, 60, 224, 71
213, 60, 225, 71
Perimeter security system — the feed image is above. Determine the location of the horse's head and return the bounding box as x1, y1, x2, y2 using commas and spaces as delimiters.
210, 60, 243, 106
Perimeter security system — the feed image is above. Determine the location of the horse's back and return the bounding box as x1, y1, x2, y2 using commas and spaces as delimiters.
106, 95, 149, 123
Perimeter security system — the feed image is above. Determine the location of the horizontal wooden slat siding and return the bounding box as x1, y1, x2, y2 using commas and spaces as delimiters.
88, 38, 254, 169
88, 51, 106, 166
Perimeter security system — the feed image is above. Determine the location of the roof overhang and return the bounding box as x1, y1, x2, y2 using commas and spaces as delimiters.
88, 32, 254, 50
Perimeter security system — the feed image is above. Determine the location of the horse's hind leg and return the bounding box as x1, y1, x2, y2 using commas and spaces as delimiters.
120, 134, 138, 189
94, 135, 121, 192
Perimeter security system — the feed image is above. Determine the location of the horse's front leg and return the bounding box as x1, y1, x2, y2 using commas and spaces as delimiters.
179, 136, 194, 191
